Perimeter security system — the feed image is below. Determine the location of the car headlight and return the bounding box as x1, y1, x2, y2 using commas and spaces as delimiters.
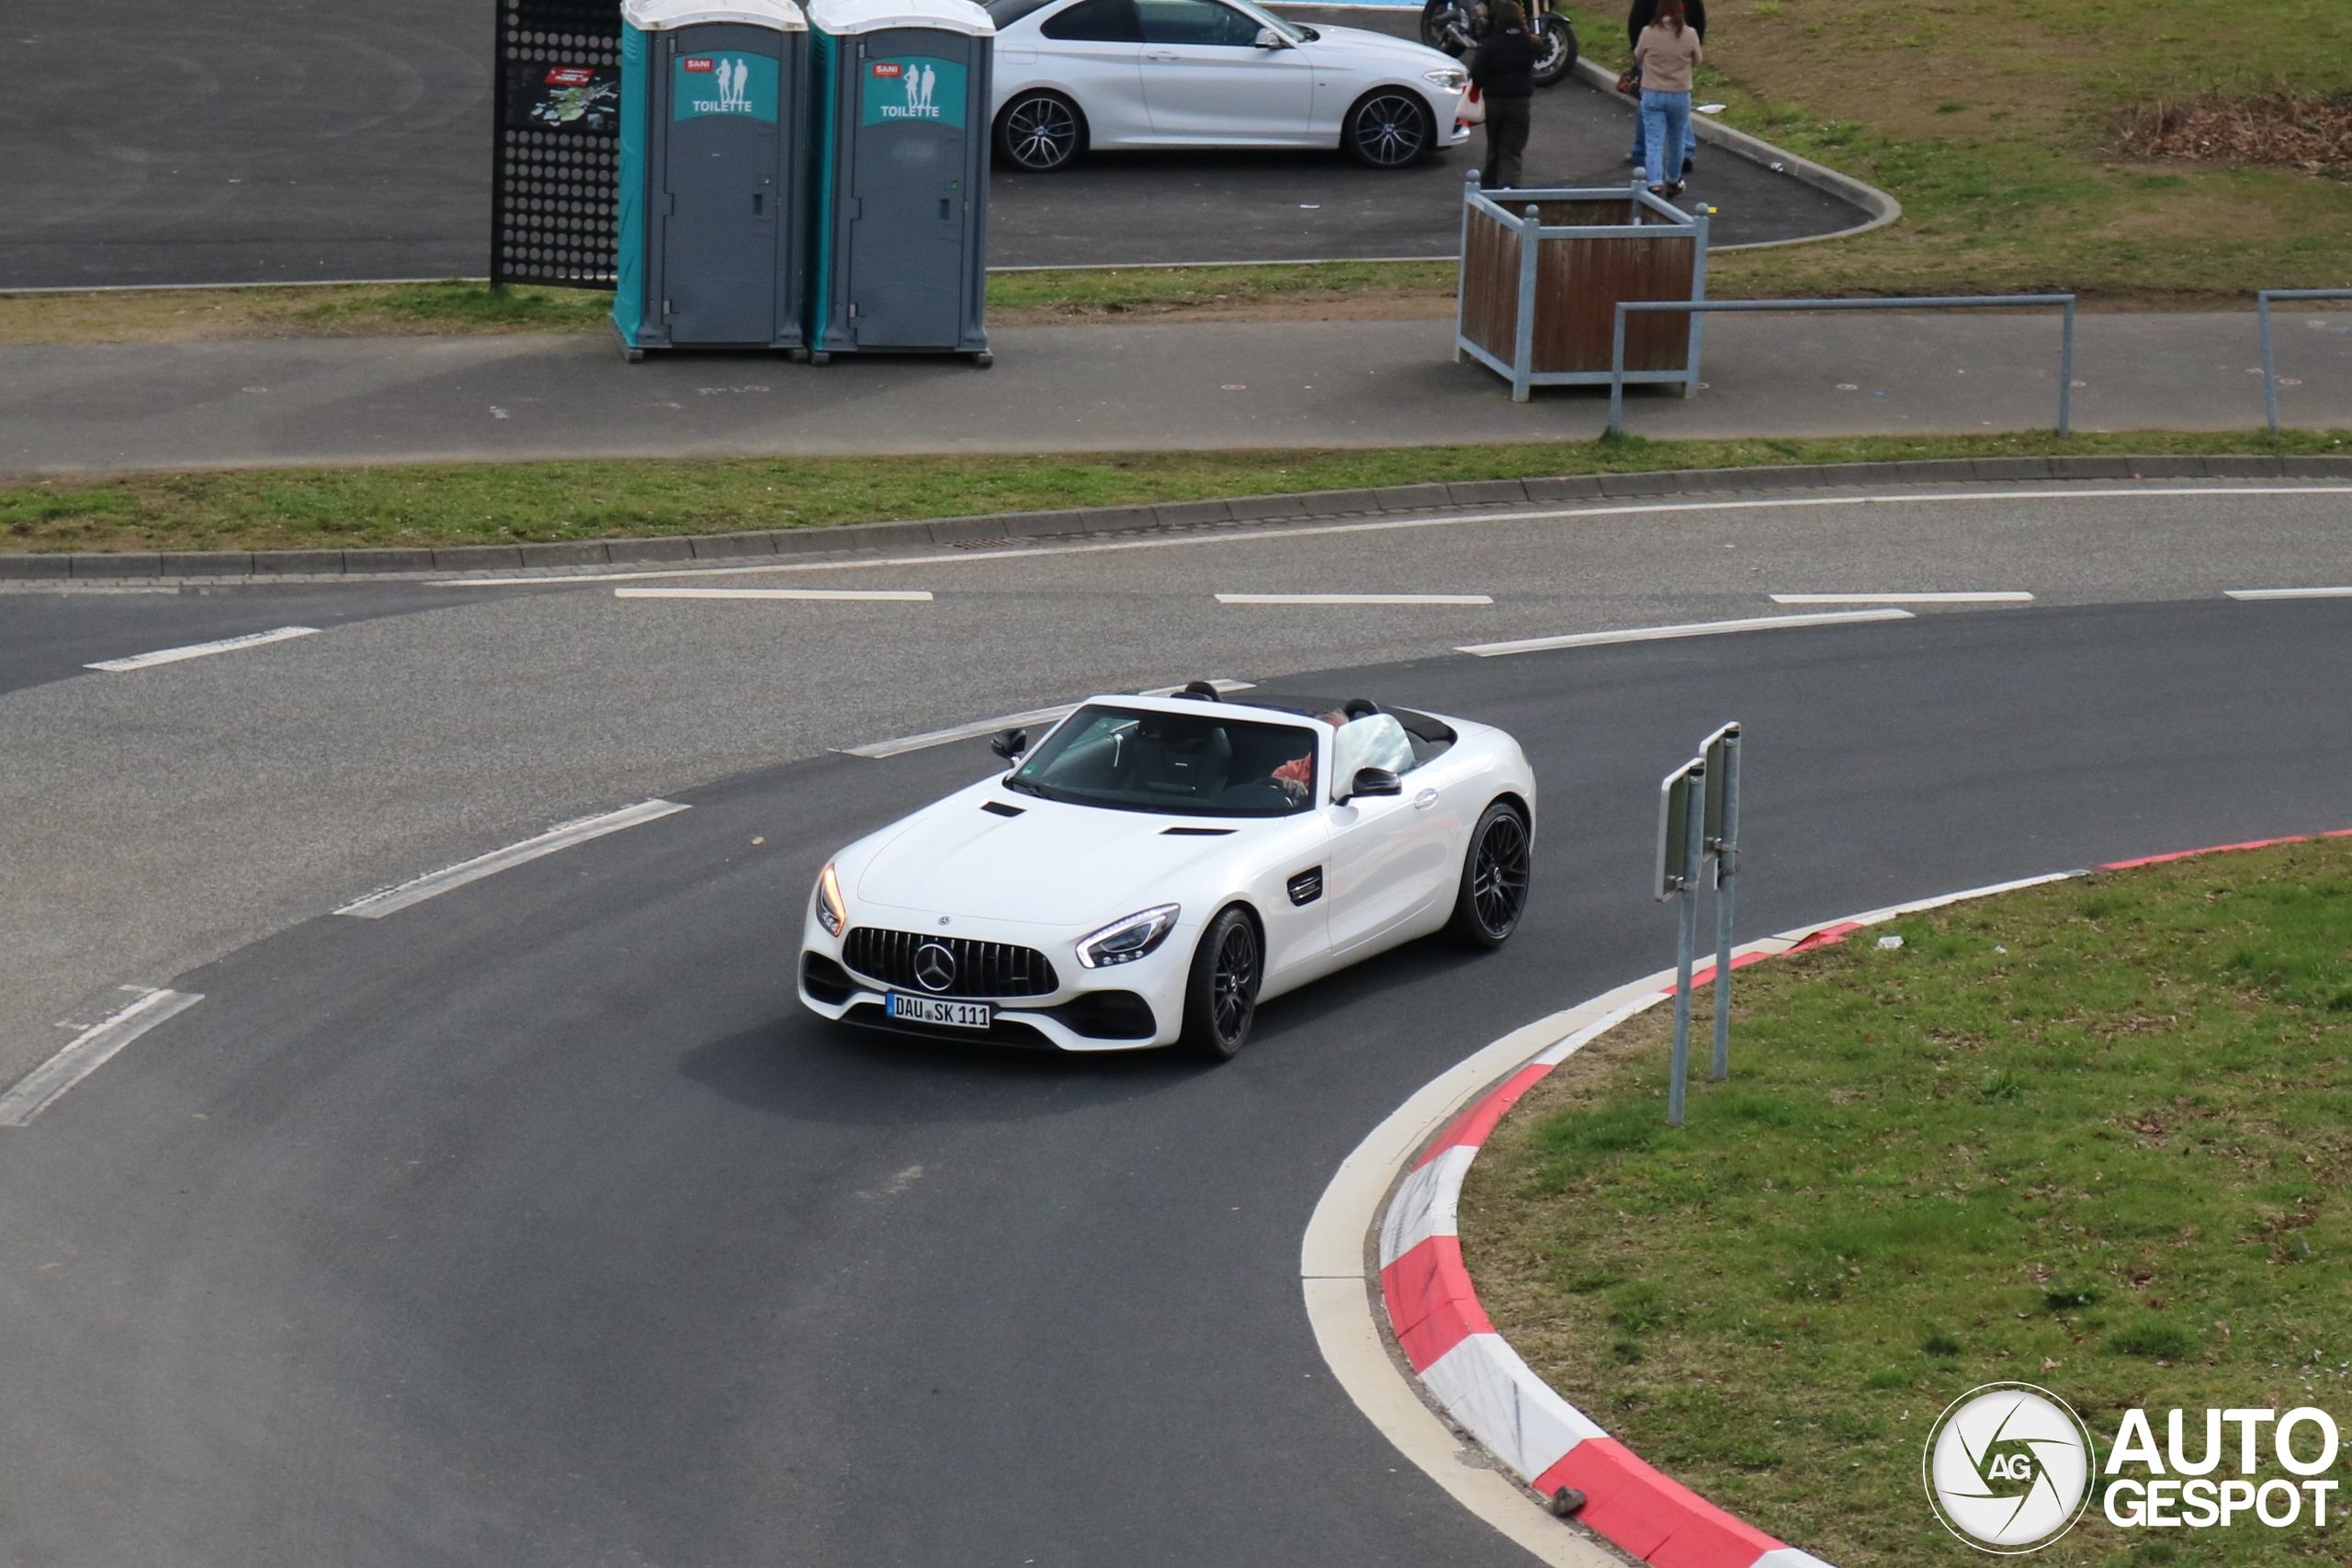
1424, 67, 1466, 91
814, 863, 846, 936
1075, 904, 1181, 968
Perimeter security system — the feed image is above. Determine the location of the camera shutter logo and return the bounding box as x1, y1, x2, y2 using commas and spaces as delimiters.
1924, 1383, 2097, 1553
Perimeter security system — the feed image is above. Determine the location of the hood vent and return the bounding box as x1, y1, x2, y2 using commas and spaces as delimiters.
980, 801, 1024, 818
1161, 826, 1235, 836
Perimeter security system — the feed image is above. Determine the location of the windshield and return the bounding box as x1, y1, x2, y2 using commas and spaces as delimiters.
986, 0, 1056, 26
1008, 704, 1319, 817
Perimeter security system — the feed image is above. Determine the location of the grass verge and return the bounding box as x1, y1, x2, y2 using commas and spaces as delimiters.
5, 427, 2345, 555
1662, 0, 2352, 306
1459, 837, 2352, 1566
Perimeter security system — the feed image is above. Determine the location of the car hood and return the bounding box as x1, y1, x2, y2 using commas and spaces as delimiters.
852, 784, 1274, 927
1300, 25, 1460, 72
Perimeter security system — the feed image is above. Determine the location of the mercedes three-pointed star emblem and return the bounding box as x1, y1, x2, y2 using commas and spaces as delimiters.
913, 941, 956, 992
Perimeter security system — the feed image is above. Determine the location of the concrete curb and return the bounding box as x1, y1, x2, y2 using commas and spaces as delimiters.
6, 453, 2346, 582
1369, 828, 2352, 1568
1567, 58, 1901, 250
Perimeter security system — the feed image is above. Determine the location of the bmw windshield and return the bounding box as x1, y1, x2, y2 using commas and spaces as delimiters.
1005, 705, 1319, 817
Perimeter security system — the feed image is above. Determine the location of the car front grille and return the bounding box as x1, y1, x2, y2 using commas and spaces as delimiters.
840, 928, 1060, 998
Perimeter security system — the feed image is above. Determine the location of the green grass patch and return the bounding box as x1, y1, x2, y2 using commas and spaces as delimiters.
5, 427, 2346, 554
1665, 0, 2352, 304
1460, 837, 2352, 1565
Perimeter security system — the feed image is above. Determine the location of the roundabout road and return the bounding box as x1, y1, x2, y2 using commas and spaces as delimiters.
4, 588, 2351, 1566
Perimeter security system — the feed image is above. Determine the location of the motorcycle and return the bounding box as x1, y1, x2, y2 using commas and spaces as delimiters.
1419, 0, 1579, 88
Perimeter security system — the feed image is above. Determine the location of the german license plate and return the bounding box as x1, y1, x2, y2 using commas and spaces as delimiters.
888, 993, 991, 1030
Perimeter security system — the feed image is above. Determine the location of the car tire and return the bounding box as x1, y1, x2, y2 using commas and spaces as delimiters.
1179, 906, 1261, 1061
1446, 800, 1532, 949
1342, 89, 1433, 169
994, 90, 1086, 173
1531, 15, 1578, 87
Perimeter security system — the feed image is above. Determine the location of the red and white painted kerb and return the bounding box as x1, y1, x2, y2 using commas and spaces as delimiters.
1370, 829, 2352, 1568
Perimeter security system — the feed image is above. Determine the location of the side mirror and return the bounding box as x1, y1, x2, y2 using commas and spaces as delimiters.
1344, 767, 1403, 803
1254, 26, 1289, 47
990, 728, 1029, 761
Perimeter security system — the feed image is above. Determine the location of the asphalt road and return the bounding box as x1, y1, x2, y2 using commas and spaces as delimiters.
2, 485, 2350, 1565
0, 0, 1859, 288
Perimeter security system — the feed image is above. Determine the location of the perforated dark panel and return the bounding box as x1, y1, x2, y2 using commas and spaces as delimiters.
493, 0, 625, 288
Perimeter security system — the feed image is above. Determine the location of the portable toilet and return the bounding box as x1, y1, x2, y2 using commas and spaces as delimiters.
614, 0, 808, 357
805, 0, 994, 365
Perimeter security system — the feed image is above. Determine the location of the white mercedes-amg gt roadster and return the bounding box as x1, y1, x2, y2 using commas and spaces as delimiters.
798, 685, 1536, 1059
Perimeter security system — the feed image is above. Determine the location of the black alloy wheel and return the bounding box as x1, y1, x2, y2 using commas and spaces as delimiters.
1448, 801, 1532, 948
1530, 14, 1578, 86
1344, 90, 1432, 169
994, 91, 1083, 173
1180, 906, 1261, 1060
1419, 1, 1474, 55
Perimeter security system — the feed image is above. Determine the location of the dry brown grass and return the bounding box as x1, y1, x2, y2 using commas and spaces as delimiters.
2114, 90, 2352, 175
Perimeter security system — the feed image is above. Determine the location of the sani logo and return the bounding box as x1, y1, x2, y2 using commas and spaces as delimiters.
872, 59, 939, 118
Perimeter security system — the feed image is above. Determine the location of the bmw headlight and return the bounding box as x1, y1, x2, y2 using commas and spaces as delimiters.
1076, 904, 1181, 968
814, 863, 846, 936
1424, 66, 1467, 91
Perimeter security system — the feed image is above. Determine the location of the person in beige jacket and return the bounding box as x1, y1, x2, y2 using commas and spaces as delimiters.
1634, 0, 1702, 197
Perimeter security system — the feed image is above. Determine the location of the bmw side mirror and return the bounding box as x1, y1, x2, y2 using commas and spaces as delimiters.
990, 728, 1029, 761
1254, 26, 1289, 47
1346, 767, 1403, 802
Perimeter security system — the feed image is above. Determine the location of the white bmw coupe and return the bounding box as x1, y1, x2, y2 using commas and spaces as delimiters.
799, 686, 1536, 1059
985, 0, 1472, 171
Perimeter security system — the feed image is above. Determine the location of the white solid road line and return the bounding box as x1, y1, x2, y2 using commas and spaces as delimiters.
1215, 592, 1494, 605
85, 625, 321, 672
1458, 607, 1912, 658
334, 799, 690, 919
841, 679, 1255, 759
1769, 591, 2033, 604
432, 486, 2352, 588
0, 988, 204, 1126
2224, 585, 2352, 600
613, 587, 933, 601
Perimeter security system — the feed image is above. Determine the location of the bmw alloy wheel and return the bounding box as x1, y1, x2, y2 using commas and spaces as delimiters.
996, 92, 1082, 173
1345, 91, 1430, 169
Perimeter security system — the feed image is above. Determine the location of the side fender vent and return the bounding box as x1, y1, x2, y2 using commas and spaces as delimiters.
1287, 866, 1324, 907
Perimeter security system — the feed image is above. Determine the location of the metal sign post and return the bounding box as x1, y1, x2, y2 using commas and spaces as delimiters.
1656, 756, 1706, 1126
1700, 723, 1741, 1082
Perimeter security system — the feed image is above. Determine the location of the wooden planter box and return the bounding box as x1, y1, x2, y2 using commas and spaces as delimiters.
1454, 179, 1710, 402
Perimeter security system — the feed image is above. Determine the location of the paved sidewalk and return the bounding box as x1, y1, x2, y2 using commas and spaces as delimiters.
4, 310, 2347, 478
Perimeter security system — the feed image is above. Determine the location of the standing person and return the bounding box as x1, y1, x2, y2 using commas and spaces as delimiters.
1624, 0, 1705, 174
1469, 1, 1538, 191
1634, 0, 1702, 197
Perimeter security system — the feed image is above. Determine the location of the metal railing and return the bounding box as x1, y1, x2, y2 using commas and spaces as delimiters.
1609, 294, 2077, 438
2258, 288, 2352, 433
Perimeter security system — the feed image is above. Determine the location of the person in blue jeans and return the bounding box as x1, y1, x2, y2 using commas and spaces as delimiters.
1633, 0, 1702, 197
1624, 0, 1704, 173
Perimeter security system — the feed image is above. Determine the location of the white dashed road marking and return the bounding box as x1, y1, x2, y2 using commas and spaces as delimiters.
613, 587, 933, 602
2225, 585, 2352, 600
335, 800, 691, 919
1458, 608, 1913, 658
0, 988, 204, 1126
1769, 592, 2033, 604
1215, 593, 1493, 605
85, 626, 321, 671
